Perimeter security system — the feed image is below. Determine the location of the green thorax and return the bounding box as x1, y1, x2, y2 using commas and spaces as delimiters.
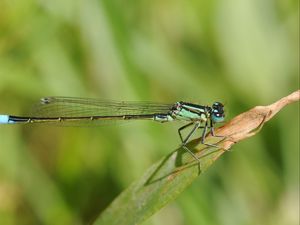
171, 102, 210, 122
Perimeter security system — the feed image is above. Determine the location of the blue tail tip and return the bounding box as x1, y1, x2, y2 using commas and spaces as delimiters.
0, 115, 10, 124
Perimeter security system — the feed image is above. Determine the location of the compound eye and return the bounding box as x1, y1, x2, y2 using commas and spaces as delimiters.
211, 113, 225, 123
212, 102, 223, 109
213, 109, 218, 114
212, 102, 218, 108
211, 102, 225, 123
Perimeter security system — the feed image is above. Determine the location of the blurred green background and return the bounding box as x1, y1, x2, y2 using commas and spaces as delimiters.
0, 0, 298, 224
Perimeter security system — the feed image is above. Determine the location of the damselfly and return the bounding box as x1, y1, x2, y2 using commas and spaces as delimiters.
0, 97, 225, 162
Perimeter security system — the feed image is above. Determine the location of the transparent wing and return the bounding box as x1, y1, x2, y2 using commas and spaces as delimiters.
31, 97, 173, 118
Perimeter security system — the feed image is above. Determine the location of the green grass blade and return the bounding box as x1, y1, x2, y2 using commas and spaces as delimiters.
94, 139, 223, 225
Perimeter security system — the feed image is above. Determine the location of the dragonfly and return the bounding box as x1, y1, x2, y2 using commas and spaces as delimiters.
0, 97, 225, 163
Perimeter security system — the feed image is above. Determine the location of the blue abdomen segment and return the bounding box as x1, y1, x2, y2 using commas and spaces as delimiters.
0, 115, 13, 124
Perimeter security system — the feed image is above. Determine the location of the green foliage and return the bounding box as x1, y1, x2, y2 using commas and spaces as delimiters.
0, 0, 298, 225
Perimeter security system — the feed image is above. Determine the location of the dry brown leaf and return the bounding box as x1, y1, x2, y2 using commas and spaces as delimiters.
212, 90, 300, 150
